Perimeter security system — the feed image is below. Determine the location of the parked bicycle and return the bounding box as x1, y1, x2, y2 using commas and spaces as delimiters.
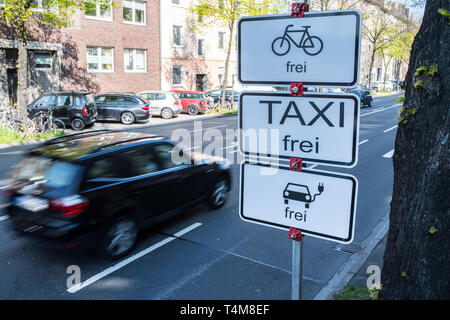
271, 25, 323, 56
0, 106, 36, 135
32, 107, 65, 132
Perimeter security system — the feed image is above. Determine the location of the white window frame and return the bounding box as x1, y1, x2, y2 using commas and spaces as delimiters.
84, 0, 113, 22
35, 51, 52, 71
123, 0, 146, 26
197, 38, 205, 57
86, 46, 115, 73
172, 0, 181, 6
172, 25, 183, 47
31, 0, 58, 13
124, 48, 147, 73
172, 65, 183, 85
218, 31, 225, 49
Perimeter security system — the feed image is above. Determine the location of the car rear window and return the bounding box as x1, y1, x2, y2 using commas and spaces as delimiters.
84, 93, 95, 105
13, 156, 81, 194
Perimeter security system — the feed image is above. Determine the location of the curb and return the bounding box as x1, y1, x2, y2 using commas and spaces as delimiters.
314, 210, 390, 300
0, 112, 238, 150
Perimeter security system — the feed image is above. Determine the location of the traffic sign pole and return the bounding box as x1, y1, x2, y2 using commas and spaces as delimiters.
289, 228, 304, 300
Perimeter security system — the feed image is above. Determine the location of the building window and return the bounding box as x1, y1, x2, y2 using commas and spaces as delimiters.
172, 0, 180, 4
218, 32, 225, 49
87, 46, 114, 72
173, 25, 182, 46
172, 65, 182, 85
84, 0, 112, 21
35, 51, 52, 70
123, 0, 146, 25
31, 0, 55, 11
198, 39, 204, 56
124, 49, 146, 72
5, 49, 18, 63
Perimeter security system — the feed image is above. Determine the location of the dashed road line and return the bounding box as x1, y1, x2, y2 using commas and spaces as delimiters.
0, 215, 9, 222
382, 149, 395, 158
361, 104, 401, 117
358, 139, 369, 145
67, 222, 202, 294
383, 125, 398, 133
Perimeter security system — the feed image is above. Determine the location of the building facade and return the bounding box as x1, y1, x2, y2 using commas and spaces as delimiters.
0, 0, 161, 107
160, 0, 237, 92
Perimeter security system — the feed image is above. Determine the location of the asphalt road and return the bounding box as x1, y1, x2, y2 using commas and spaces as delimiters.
0, 93, 402, 299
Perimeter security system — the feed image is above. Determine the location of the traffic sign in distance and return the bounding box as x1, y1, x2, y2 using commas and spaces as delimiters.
239, 162, 357, 243
237, 10, 362, 87
239, 92, 360, 167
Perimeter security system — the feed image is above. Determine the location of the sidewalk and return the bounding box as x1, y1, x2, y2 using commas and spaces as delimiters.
333, 235, 388, 300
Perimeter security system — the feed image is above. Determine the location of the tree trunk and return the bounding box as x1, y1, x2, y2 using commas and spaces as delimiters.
221, 23, 234, 109
380, 0, 450, 300
368, 47, 376, 90
17, 39, 28, 124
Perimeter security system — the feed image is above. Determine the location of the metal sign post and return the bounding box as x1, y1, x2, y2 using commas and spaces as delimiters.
289, 227, 304, 300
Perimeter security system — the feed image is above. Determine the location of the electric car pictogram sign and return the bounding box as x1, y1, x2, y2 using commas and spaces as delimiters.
239, 162, 358, 243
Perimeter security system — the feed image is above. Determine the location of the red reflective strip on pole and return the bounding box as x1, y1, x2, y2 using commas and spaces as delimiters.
289, 157, 304, 171
290, 83, 304, 96
289, 227, 304, 241
291, 3, 309, 17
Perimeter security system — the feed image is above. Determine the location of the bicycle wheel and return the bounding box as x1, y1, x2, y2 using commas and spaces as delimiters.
51, 118, 66, 131
303, 36, 323, 56
272, 37, 291, 56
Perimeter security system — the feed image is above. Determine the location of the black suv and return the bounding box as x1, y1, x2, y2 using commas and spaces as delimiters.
94, 93, 150, 125
4, 130, 231, 259
27, 91, 98, 131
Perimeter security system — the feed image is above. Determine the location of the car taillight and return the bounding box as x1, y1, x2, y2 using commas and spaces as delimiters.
2, 185, 17, 197
82, 106, 88, 115
141, 105, 149, 111
174, 100, 179, 105
49, 195, 89, 218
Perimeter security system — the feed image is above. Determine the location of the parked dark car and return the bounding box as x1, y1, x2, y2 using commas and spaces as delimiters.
170, 90, 209, 115
27, 91, 98, 131
4, 130, 231, 259
349, 89, 373, 108
94, 93, 150, 125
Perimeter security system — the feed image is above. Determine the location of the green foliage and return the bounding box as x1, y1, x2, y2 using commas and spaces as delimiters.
0, 0, 114, 41
334, 285, 378, 300
427, 65, 438, 76
437, 8, 450, 19
414, 80, 424, 89
429, 226, 438, 234
396, 96, 406, 103
402, 271, 409, 278
0, 125, 64, 145
415, 66, 428, 76
396, 104, 416, 125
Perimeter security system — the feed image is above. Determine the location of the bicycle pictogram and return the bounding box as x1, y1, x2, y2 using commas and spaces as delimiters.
271, 25, 323, 56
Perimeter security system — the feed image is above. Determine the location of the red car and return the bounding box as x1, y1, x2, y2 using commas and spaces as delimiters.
170, 90, 209, 115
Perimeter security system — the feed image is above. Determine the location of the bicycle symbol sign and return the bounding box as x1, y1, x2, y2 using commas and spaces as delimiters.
271, 25, 323, 56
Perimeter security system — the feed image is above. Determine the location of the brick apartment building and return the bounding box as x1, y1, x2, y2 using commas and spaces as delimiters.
0, 0, 161, 107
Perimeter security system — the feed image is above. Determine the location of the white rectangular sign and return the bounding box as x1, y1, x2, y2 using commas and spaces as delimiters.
239, 92, 360, 167
237, 10, 361, 87
240, 162, 357, 243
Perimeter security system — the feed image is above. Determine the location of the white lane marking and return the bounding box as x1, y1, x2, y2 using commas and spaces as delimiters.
185, 146, 201, 151
308, 164, 318, 169
228, 148, 240, 154
67, 222, 202, 294
383, 125, 398, 133
0, 150, 24, 155
358, 139, 369, 145
361, 104, 401, 117
188, 125, 228, 133
0, 215, 9, 222
383, 149, 395, 158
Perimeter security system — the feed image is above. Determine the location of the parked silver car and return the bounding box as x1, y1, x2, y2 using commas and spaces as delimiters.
137, 91, 182, 119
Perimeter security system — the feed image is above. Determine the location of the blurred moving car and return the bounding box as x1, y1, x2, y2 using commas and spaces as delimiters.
349, 89, 373, 108
170, 90, 209, 115
94, 93, 150, 125
137, 91, 182, 119
5, 130, 232, 259
27, 91, 98, 131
